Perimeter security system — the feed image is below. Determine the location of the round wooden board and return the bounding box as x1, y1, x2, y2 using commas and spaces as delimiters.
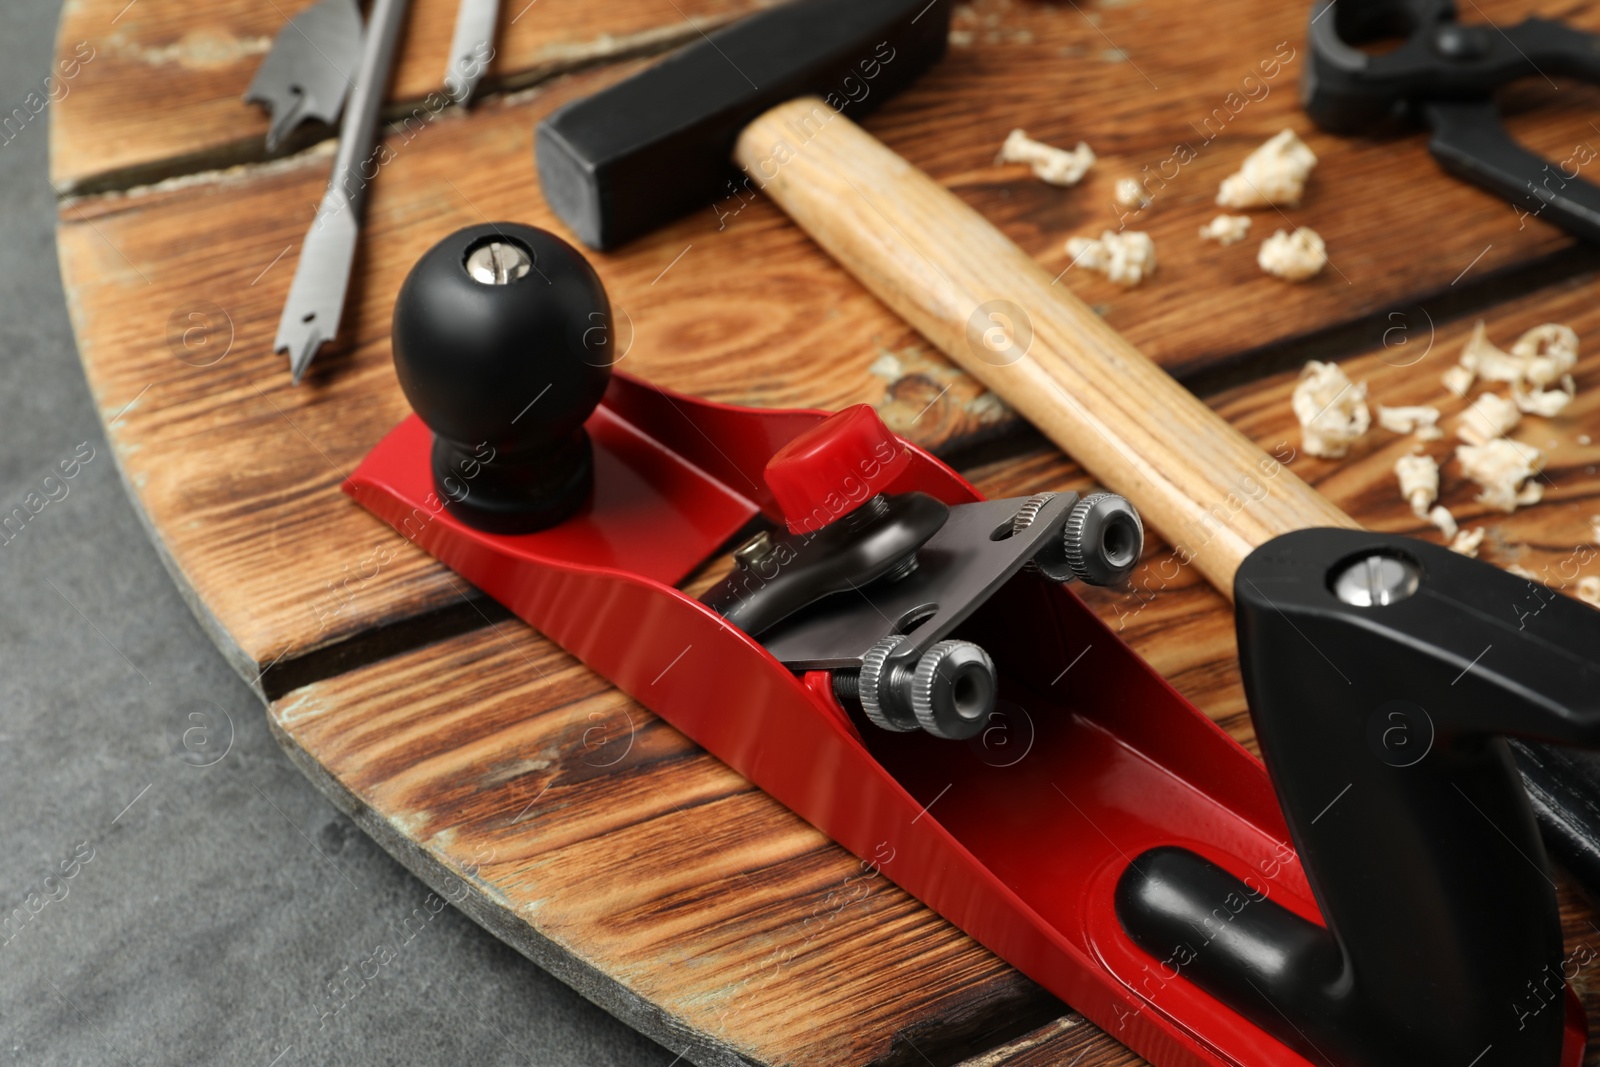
52, 0, 1600, 1063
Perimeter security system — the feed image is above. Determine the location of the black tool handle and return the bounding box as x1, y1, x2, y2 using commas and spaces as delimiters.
1118, 529, 1600, 1066
1426, 98, 1600, 243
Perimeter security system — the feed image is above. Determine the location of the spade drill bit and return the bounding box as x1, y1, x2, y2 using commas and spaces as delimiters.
274, 0, 411, 383
244, 0, 364, 153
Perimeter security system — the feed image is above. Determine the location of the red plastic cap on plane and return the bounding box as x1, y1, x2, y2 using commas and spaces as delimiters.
765, 405, 910, 535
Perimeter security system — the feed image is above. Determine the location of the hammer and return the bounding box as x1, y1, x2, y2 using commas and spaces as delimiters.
536, 0, 1355, 599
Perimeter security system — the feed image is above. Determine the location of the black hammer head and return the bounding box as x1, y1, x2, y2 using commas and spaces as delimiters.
535, 0, 951, 250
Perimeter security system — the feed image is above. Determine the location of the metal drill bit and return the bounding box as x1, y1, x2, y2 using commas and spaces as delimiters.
274, 0, 411, 384
444, 0, 499, 105
244, 0, 364, 153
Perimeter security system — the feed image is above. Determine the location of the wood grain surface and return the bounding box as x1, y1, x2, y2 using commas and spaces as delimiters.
50, 0, 1600, 1063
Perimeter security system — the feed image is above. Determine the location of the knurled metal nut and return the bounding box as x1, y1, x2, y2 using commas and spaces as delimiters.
1062, 492, 1144, 587
859, 634, 917, 732
910, 639, 996, 740
1013, 491, 1076, 584
1012, 492, 1055, 544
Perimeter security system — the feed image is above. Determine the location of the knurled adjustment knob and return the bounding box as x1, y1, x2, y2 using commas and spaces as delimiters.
854, 634, 998, 741
910, 640, 997, 740
858, 634, 918, 733
765, 405, 910, 535
392, 222, 614, 534
1063, 492, 1145, 587
1013, 492, 1076, 583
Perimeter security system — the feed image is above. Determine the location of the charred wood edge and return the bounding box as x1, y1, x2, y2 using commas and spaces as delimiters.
867, 991, 1068, 1067
92, 435, 507, 703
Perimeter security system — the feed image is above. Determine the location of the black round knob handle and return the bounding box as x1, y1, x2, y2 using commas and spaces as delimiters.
392, 223, 613, 533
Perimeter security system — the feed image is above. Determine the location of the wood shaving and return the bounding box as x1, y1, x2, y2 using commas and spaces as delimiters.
1592, 515, 1600, 544
1377, 404, 1442, 440
1510, 323, 1579, 387
1459, 321, 1523, 384
1395, 453, 1439, 517
1114, 177, 1151, 210
1450, 527, 1487, 557
1512, 374, 1576, 417
1217, 129, 1318, 208
997, 129, 1095, 186
1442, 364, 1476, 398
1066, 230, 1156, 287
1199, 214, 1251, 245
1443, 320, 1581, 406
1456, 438, 1545, 513
1507, 564, 1540, 581
1456, 391, 1521, 446
1293, 361, 1369, 458
1258, 227, 1326, 282
1427, 505, 1459, 540
1580, 576, 1600, 609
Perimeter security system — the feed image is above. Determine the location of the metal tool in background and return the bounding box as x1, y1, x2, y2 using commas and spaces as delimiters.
444, 0, 499, 105
273, 0, 412, 383
1304, 0, 1600, 242
244, 0, 365, 153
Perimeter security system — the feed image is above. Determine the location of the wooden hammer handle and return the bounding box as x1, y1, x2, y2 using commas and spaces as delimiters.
735, 97, 1359, 596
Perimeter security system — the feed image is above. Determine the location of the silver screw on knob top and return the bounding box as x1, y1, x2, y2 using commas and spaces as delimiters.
1332, 553, 1421, 607
465, 239, 533, 285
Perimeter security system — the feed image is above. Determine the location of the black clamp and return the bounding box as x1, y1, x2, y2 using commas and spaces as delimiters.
1305, 0, 1600, 241
1117, 528, 1600, 1066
